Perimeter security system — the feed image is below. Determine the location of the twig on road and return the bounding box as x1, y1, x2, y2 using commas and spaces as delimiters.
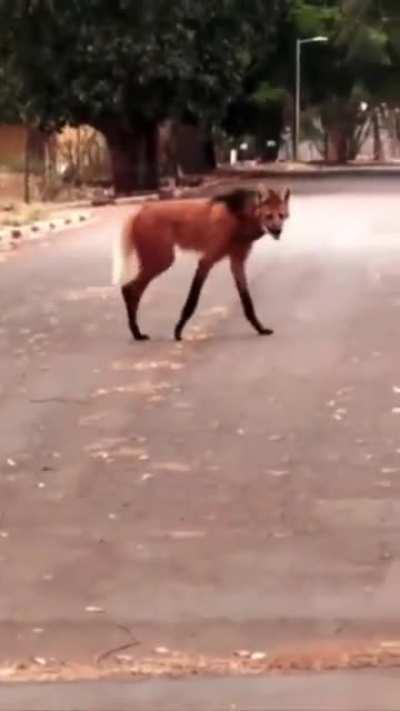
29, 397, 88, 405
95, 639, 140, 665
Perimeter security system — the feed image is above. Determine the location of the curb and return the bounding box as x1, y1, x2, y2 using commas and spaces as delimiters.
51, 193, 159, 212
216, 165, 400, 180
0, 210, 92, 252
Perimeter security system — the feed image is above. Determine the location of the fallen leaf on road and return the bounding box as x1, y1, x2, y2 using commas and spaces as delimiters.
33, 657, 47, 667
393, 386, 400, 394
234, 650, 251, 658
153, 462, 190, 473
93, 388, 108, 397
115, 446, 146, 459
85, 606, 104, 614
169, 530, 206, 540
268, 469, 289, 477
93, 382, 172, 398
392, 408, 400, 415
380, 641, 400, 649
273, 530, 292, 539
0, 531, 9, 539
116, 654, 133, 663
79, 413, 108, 426
202, 306, 228, 317
141, 474, 154, 482
0, 666, 18, 679
6, 458, 16, 467
250, 652, 267, 661
91, 451, 110, 461
336, 386, 354, 396
154, 647, 169, 655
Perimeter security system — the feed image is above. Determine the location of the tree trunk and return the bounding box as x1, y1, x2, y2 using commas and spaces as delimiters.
144, 122, 159, 189
372, 108, 383, 162
101, 122, 159, 195
326, 126, 349, 163
175, 122, 216, 174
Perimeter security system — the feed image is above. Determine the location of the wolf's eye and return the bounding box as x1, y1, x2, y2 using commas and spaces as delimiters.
278, 213, 284, 220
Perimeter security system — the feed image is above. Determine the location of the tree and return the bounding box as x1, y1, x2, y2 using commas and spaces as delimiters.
0, 0, 273, 192
288, 0, 400, 161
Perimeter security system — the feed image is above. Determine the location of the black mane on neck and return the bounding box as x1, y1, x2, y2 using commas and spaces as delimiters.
211, 189, 259, 215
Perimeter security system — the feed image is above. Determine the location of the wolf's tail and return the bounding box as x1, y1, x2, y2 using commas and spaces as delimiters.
112, 214, 140, 286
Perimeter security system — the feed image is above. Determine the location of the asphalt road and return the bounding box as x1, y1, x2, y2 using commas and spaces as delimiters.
1, 176, 400, 675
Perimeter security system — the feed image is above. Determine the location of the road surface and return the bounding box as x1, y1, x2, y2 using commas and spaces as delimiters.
1, 176, 400, 676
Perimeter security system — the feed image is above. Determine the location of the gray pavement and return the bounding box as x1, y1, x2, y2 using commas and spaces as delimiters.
1, 671, 400, 711
1, 177, 400, 682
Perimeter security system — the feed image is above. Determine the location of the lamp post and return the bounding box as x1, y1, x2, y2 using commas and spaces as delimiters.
294, 36, 328, 161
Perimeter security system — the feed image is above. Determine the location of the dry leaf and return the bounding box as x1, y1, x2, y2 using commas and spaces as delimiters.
250, 651, 267, 661
154, 462, 190, 473
85, 606, 104, 614
33, 657, 47, 666
116, 654, 133, 663
141, 473, 154, 482
154, 646, 169, 655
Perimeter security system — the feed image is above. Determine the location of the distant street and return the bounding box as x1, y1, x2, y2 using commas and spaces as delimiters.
1, 175, 400, 676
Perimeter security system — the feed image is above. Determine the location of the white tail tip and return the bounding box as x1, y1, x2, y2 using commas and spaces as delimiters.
112, 217, 139, 286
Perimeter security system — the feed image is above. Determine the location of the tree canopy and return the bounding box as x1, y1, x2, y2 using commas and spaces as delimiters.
0, 0, 279, 130
1, 0, 400, 188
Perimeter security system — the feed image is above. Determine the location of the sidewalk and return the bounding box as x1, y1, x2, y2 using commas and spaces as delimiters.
0, 670, 399, 711
217, 159, 400, 179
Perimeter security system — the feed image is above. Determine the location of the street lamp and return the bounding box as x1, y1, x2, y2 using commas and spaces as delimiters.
294, 36, 328, 161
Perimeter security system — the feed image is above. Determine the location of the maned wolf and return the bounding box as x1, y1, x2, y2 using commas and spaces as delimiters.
112, 186, 290, 341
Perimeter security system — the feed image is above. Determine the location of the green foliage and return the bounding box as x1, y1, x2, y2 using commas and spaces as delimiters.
0, 0, 276, 131
2, 0, 400, 164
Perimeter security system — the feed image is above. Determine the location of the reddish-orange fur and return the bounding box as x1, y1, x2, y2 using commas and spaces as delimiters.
113, 186, 290, 340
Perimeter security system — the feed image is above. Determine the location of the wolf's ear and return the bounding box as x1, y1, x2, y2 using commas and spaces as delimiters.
256, 183, 268, 203
283, 187, 290, 217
